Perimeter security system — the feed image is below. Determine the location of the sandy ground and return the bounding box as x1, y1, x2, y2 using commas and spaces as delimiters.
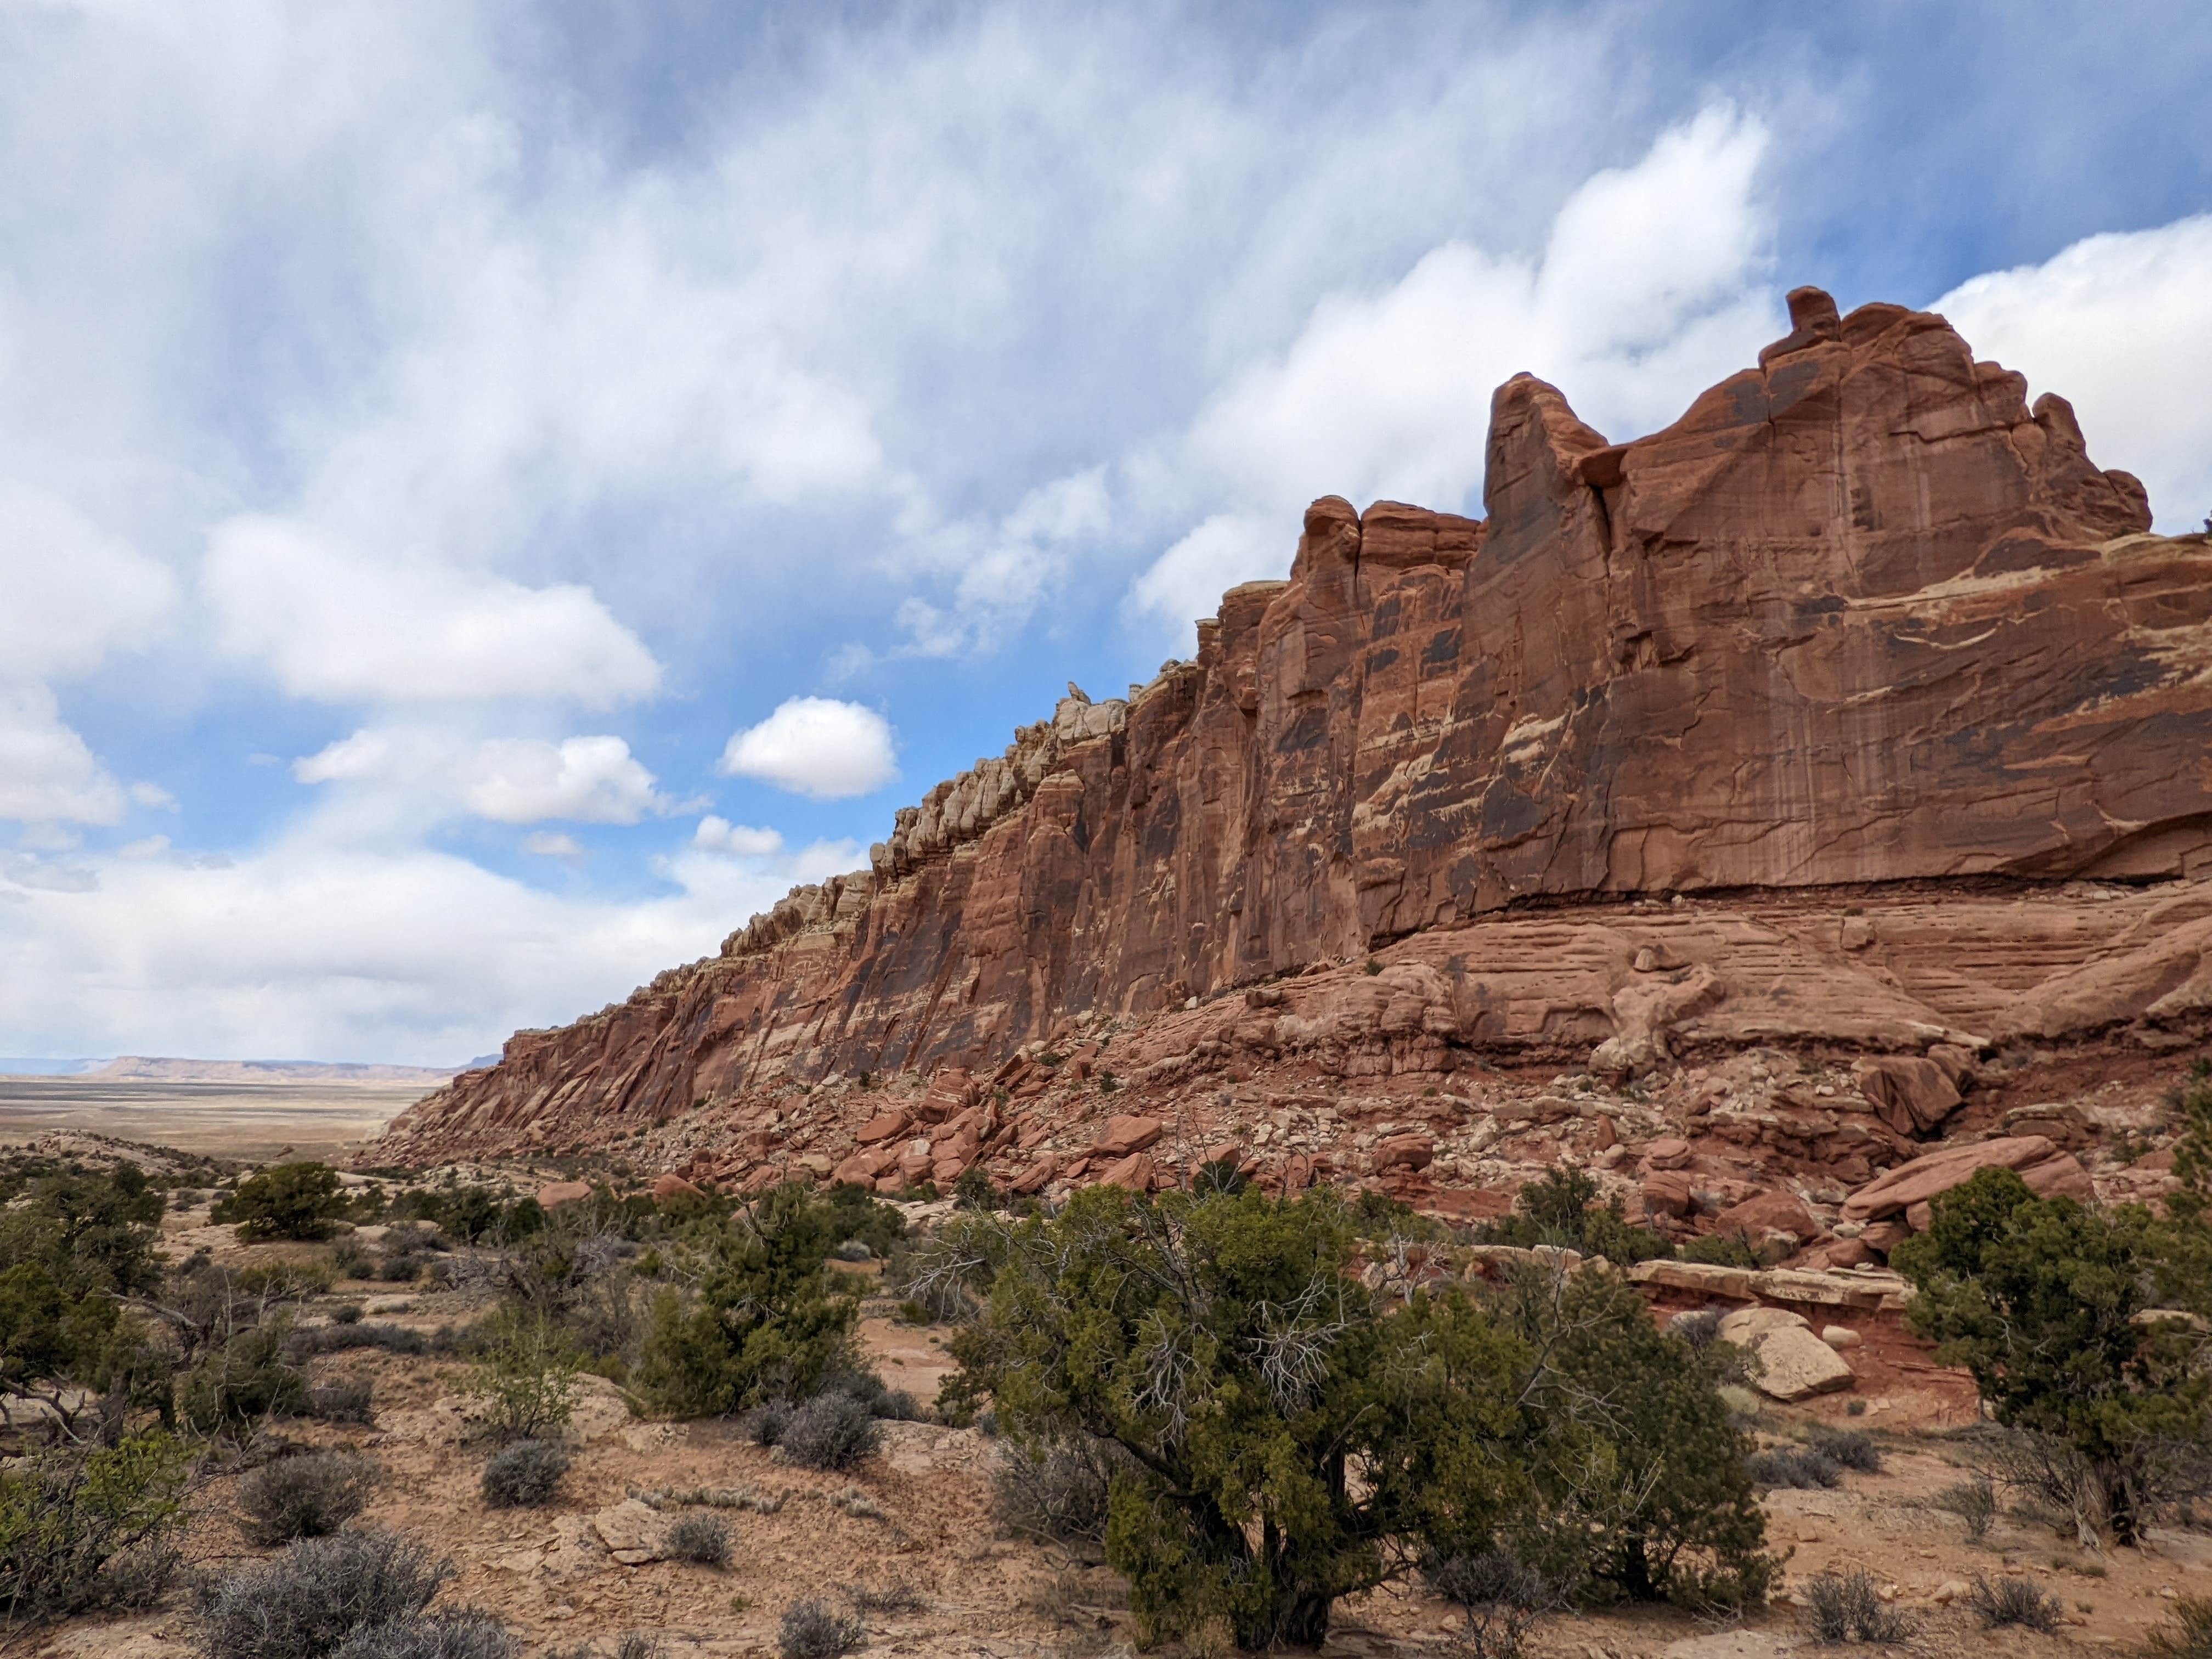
14, 1205, 2209, 1659
0, 1079, 425, 1160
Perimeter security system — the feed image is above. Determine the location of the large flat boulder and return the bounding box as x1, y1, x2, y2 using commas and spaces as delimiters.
1841, 1135, 2089, 1228
590, 1499, 670, 1566
1092, 1115, 1165, 1157
1719, 1308, 1855, 1401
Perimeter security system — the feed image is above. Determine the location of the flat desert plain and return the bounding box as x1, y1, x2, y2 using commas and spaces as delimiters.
0, 1075, 427, 1159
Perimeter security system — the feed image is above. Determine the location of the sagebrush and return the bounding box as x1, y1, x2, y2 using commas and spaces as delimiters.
236, 1451, 376, 1545
196, 1530, 456, 1659
668, 1513, 731, 1567
480, 1440, 569, 1509
780, 1599, 863, 1659
1804, 1568, 1912, 1644
778, 1393, 881, 1471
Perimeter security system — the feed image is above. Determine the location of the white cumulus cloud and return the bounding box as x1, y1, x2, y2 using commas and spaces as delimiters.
717, 698, 898, 800
0, 685, 128, 826
520, 831, 584, 860
206, 517, 662, 708
1932, 213, 2212, 534
693, 816, 786, 857
0, 482, 177, 682
295, 728, 670, 825
464, 738, 666, 825
0, 836, 831, 1063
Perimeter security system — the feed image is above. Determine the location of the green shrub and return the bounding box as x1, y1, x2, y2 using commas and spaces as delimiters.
1679, 1232, 1759, 1268
1479, 1168, 1674, 1266
637, 1184, 863, 1417
951, 1167, 1000, 1211
2169, 1058, 2212, 1221
0, 1163, 165, 1392
212, 1163, 350, 1242
949, 1184, 1770, 1650
1491, 1263, 1775, 1611
1894, 1166, 2211, 1543
1190, 1156, 1250, 1198
386, 1184, 541, 1246
817, 1183, 905, 1259
0, 1430, 189, 1623
479, 1441, 569, 1509
460, 1312, 582, 1441
184, 1321, 308, 1436
236, 1452, 376, 1545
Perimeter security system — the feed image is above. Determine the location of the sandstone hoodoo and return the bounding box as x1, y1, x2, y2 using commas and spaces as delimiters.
377, 289, 2209, 1262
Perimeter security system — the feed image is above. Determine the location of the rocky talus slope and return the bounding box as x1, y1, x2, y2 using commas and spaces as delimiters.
374, 287, 2209, 1267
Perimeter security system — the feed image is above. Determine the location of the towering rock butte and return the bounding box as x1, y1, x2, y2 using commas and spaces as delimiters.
380, 289, 2212, 1189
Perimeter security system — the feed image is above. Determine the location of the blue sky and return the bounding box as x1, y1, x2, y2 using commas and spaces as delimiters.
3, 1, 2210, 1064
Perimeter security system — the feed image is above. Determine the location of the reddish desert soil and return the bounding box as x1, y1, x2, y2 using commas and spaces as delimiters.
19, 1203, 2211, 1659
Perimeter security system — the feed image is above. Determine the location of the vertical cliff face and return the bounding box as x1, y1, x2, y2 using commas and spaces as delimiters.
383, 289, 2212, 1154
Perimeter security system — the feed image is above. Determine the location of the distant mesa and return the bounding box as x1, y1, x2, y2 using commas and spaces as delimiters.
0, 1057, 108, 1077
63, 1057, 462, 1086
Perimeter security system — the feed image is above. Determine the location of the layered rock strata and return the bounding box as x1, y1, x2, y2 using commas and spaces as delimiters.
381, 288, 2212, 1174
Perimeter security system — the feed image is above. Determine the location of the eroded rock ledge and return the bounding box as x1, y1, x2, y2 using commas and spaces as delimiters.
380, 287, 2212, 1170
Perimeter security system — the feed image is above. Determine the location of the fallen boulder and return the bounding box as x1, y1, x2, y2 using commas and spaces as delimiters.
1092, 1114, 1166, 1158
1841, 1135, 2090, 1229
1718, 1307, 1855, 1401
1852, 1055, 1963, 1136
855, 1110, 912, 1146
1640, 1171, 1694, 1219
1372, 1133, 1434, 1172
1097, 1151, 1159, 1190
834, 1148, 895, 1185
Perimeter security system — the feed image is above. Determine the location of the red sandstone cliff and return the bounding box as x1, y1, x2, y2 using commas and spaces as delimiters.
379, 289, 2212, 1165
